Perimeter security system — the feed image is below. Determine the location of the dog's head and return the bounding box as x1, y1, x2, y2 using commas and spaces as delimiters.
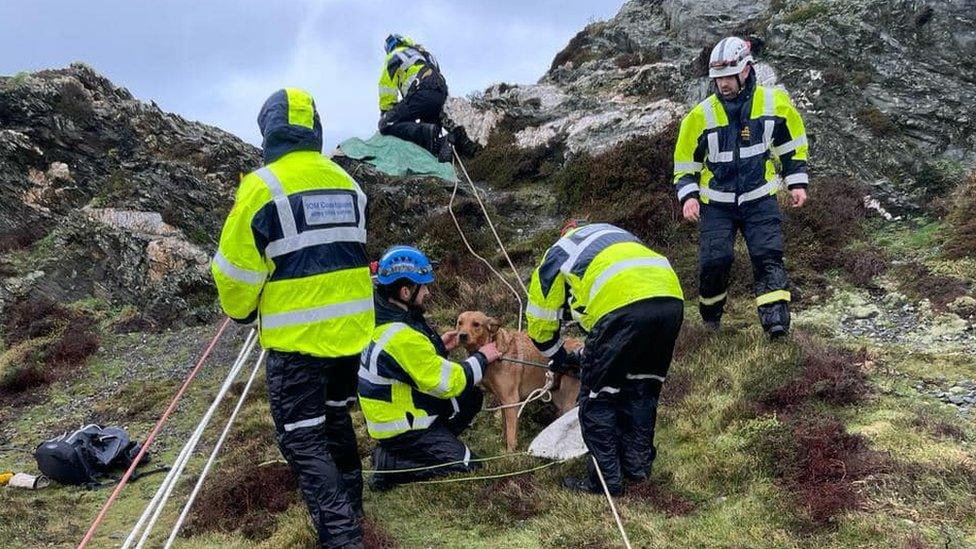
456, 311, 501, 353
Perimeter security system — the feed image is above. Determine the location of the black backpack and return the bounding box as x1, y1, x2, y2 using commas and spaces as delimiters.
34, 424, 156, 488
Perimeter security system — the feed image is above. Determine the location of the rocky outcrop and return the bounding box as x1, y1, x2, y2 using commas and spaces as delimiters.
0, 63, 261, 326
448, 0, 976, 211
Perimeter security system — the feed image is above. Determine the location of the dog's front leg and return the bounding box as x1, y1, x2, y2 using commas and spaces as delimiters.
501, 406, 519, 452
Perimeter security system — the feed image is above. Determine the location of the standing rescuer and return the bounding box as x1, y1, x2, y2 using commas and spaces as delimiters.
212, 88, 372, 548
526, 221, 684, 496
377, 33, 455, 162
673, 36, 810, 338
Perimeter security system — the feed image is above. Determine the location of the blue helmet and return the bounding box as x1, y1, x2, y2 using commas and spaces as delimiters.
375, 245, 434, 285
385, 33, 406, 54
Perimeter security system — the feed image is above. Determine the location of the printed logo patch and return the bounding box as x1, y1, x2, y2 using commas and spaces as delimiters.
302, 193, 357, 226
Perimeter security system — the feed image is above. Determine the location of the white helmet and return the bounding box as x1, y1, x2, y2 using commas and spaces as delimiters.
708, 37, 754, 78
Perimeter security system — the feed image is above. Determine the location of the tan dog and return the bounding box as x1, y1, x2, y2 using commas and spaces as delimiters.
456, 311, 581, 452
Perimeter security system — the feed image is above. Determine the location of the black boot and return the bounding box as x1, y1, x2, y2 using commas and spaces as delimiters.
436, 129, 456, 163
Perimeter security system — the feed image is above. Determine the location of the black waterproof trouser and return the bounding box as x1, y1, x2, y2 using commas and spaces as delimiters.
378, 85, 448, 155
698, 195, 791, 332
266, 351, 363, 549
578, 297, 684, 495
368, 383, 483, 490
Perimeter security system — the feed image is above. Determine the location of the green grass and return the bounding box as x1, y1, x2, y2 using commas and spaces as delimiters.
0, 302, 973, 548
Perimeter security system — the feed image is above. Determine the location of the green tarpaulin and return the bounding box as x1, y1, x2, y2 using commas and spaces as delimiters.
337, 133, 457, 182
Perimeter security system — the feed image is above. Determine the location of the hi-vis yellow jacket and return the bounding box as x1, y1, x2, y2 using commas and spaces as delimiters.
673, 82, 809, 206
526, 223, 683, 359
212, 88, 373, 357
378, 39, 446, 112
358, 297, 486, 440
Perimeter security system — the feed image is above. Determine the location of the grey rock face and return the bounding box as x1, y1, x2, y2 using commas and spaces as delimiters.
449, 0, 976, 212
0, 63, 261, 326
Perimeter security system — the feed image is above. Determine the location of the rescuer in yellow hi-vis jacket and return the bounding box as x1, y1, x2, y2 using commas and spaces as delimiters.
358, 245, 501, 490
212, 88, 372, 549
526, 220, 684, 496
377, 33, 456, 161
673, 36, 810, 338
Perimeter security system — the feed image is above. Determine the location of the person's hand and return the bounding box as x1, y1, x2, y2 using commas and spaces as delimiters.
441, 330, 459, 352
477, 342, 501, 363
790, 188, 808, 208
682, 198, 700, 222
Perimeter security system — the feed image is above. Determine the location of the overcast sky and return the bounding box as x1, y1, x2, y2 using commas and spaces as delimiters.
0, 1, 624, 149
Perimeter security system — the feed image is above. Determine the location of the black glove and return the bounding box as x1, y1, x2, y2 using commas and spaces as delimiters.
548, 347, 582, 375
378, 111, 392, 131
564, 348, 583, 368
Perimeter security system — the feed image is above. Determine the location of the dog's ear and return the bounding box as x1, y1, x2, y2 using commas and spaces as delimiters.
487, 316, 501, 335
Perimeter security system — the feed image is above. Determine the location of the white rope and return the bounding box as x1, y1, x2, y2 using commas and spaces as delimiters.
449, 150, 525, 332
483, 374, 554, 417
163, 348, 267, 548
454, 149, 529, 297
123, 329, 258, 549
591, 455, 632, 549
451, 150, 632, 549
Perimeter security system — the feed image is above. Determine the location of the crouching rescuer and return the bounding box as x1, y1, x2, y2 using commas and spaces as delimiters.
212, 88, 372, 548
527, 221, 685, 496
358, 246, 501, 489
673, 36, 810, 338
376, 33, 456, 162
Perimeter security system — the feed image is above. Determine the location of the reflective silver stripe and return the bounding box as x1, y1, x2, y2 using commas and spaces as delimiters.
526, 303, 560, 321
677, 184, 700, 201
763, 120, 775, 149
261, 297, 373, 329
378, 85, 398, 96
265, 226, 368, 258
763, 86, 776, 117
366, 418, 410, 433
395, 51, 426, 94
674, 161, 703, 173
450, 398, 460, 416
738, 180, 780, 204
588, 386, 621, 398
432, 359, 454, 397
212, 251, 266, 285
560, 228, 628, 273
707, 132, 733, 163
464, 356, 483, 385
701, 187, 736, 203
255, 167, 297, 238
784, 173, 809, 186
325, 397, 358, 407
402, 73, 419, 94
284, 415, 326, 432
412, 415, 437, 429
699, 292, 727, 306
540, 338, 564, 358
396, 50, 424, 68
589, 257, 672, 302
462, 446, 471, 466
352, 182, 368, 231
369, 323, 409, 374
359, 366, 393, 385
771, 135, 808, 156
702, 99, 718, 129
739, 142, 768, 159
626, 373, 666, 382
